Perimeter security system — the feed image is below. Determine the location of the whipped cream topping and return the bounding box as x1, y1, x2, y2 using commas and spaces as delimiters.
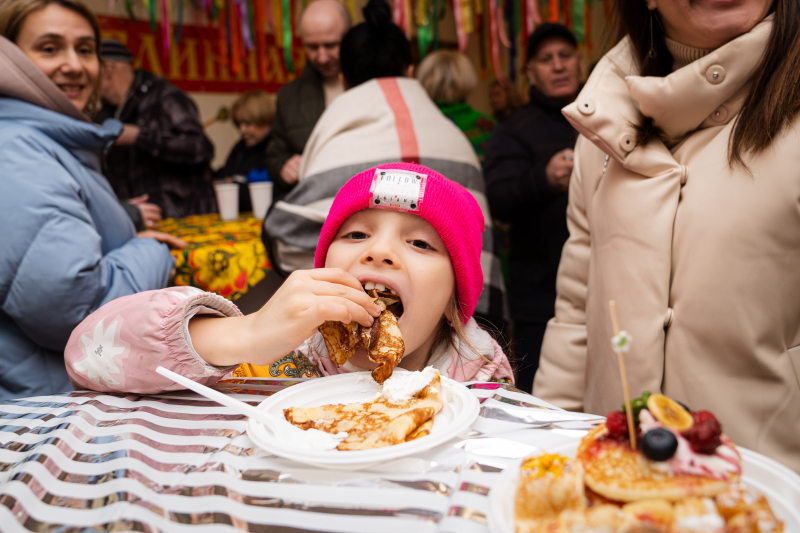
639, 409, 742, 479
381, 367, 439, 403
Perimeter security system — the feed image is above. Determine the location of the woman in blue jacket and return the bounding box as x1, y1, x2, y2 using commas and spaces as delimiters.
0, 0, 178, 400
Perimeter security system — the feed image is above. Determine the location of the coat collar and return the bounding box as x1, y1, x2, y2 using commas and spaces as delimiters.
562, 16, 772, 166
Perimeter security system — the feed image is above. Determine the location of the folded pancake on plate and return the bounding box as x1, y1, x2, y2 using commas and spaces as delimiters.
283, 371, 442, 450
317, 286, 404, 384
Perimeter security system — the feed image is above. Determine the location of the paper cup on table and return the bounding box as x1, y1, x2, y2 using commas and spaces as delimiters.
249, 181, 273, 219
214, 182, 240, 221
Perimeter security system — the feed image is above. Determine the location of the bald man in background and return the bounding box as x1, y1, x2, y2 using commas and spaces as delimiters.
265, 0, 351, 201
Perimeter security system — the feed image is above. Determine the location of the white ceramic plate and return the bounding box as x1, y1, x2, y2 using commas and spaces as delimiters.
247, 370, 479, 470
488, 441, 800, 533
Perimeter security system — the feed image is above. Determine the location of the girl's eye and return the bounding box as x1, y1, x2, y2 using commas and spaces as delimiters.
343, 231, 368, 240
41, 45, 57, 54
409, 239, 433, 250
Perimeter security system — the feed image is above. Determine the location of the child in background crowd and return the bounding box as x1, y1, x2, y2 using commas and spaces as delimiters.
65, 163, 514, 393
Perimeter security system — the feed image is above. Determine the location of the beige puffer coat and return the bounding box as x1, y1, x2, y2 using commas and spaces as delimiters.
533, 17, 800, 472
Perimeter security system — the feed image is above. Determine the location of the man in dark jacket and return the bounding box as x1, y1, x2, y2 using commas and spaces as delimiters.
484, 24, 581, 392
265, 0, 350, 199
97, 39, 215, 219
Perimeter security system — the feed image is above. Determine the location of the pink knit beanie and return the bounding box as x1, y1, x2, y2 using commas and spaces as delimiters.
315, 163, 485, 323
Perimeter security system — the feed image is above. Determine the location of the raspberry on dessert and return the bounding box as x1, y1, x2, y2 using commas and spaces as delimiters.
682, 410, 722, 454
605, 410, 631, 441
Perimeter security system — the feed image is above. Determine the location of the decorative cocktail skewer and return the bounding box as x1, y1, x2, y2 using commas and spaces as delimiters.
609, 300, 637, 450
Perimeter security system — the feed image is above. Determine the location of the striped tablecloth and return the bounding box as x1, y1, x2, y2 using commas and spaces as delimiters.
0, 380, 595, 532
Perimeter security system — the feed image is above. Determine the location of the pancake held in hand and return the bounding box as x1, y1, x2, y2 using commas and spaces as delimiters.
367, 304, 404, 384
318, 320, 361, 367
317, 286, 405, 383
284, 371, 442, 450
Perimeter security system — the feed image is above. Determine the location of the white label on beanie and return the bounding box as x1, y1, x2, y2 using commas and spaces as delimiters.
370, 169, 427, 212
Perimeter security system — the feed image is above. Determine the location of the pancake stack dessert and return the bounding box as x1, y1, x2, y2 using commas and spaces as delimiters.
318, 282, 404, 384
514, 393, 784, 533
284, 368, 443, 450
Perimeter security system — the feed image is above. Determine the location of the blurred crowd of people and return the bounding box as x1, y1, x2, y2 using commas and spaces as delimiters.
3, 0, 798, 472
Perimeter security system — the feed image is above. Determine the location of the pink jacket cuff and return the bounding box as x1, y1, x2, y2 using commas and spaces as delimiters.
65, 287, 240, 394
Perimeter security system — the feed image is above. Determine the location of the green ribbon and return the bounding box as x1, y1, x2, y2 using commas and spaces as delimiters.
571, 0, 584, 43
149, 0, 156, 31
282, 0, 293, 72
417, 0, 432, 58
246, 0, 255, 45
125, 0, 136, 20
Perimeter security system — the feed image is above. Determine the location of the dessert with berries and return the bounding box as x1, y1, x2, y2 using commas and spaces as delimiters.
513, 394, 784, 533
579, 392, 742, 503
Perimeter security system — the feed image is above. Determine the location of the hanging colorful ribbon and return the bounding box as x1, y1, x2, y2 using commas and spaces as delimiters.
265, 0, 275, 32
229, 0, 242, 74
497, 0, 511, 48
161, 0, 170, 59
403, 0, 412, 39
571, 0, 584, 43
475, 0, 486, 79
255, 0, 269, 80
525, 0, 540, 38
175, 0, 185, 41
125, 0, 136, 21
548, 0, 559, 23
142, 0, 156, 30
452, 0, 472, 53
416, 0, 432, 58
487, 0, 502, 80
237, 0, 254, 51
221, 0, 231, 65
392, 0, 404, 34
271, 0, 282, 43
281, 0, 293, 73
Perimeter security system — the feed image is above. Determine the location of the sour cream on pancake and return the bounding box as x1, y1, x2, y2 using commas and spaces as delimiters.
381, 367, 439, 403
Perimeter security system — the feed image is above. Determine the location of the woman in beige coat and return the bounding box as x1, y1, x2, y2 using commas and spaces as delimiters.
534, 0, 800, 472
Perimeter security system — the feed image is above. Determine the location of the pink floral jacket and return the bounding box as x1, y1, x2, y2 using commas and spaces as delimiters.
65, 287, 514, 394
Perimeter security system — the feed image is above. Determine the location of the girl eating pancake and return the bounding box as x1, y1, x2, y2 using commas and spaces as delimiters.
64, 163, 514, 393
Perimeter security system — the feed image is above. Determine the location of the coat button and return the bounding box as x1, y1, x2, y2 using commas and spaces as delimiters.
664, 308, 674, 328
706, 65, 726, 84
711, 105, 728, 122
141, 84, 149, 93
578, 99, 595, 115
680, 165, 688, 185
619, 133, 635, 152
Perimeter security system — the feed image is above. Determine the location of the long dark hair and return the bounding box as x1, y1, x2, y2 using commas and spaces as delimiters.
615, 0, 800, 167
339, 0, 412, 88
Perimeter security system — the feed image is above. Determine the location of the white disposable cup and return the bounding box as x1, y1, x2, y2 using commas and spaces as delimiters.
249, 181, 273, 219
214, 182, 240, 221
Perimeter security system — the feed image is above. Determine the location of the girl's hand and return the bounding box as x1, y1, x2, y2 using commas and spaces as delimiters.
189, 269, 381, 367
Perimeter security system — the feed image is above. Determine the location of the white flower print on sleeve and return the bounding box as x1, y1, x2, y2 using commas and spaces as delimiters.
72, 316, 130, 386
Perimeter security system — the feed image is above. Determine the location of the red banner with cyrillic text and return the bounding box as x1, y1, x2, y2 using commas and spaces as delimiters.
97, 15, 306, 93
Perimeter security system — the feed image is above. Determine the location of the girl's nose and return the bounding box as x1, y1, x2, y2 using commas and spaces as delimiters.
362, 239, 400, 267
